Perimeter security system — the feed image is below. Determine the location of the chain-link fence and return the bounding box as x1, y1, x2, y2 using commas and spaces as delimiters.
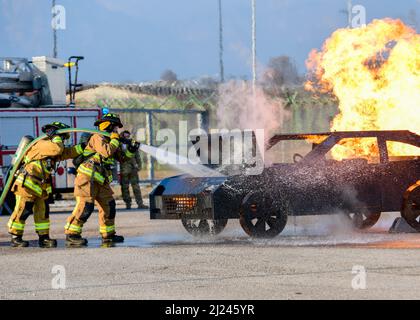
73, 84, 338, 183
74, 85, 218, 183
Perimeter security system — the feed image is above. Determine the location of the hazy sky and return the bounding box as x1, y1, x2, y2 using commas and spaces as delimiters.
1, 0, 418, 83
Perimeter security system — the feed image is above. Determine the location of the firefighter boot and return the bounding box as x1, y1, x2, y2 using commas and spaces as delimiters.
102, 234, 125, 244
126, 203, 131, 210
38, 235, 57, 248
66, 234, 88, 247
11, 235, 29, 247
138, 203, 149, 210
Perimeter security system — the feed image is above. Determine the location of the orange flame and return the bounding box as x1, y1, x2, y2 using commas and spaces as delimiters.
306, 18, 420, 159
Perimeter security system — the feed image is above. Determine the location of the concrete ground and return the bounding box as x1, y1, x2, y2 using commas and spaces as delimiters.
1, 202, 420, 300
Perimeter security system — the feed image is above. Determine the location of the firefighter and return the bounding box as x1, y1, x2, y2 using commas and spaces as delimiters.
64, 113, 139, 246
119, 130, 148, 210
8, 122, 85, 248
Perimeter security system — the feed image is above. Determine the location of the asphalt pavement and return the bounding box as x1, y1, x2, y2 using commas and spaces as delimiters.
1, 205, 420, 300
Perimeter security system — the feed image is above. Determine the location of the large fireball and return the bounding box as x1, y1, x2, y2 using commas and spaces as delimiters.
306, 18, 420, 159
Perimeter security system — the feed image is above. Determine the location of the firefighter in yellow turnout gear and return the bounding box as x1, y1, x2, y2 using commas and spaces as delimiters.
64, 113, 139, 246
8, 122, 85, 248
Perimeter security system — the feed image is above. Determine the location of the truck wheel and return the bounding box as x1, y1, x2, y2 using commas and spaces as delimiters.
0, 191, 15, 216
181, 218, 228, 236
346, 212, 381, 229
239, 193, 288, 238
401, 182, 420, 232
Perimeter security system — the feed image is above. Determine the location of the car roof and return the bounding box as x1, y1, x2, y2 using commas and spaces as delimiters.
267, 130, 419, 150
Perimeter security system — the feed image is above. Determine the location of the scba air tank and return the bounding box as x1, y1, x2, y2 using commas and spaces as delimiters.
11, 135, 34, 166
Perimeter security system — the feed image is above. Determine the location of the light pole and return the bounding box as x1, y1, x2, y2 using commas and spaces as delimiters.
218, 0, 224, 82
52, 0, 57, 58
251, 0, 257, 96
347, 0, 353, 28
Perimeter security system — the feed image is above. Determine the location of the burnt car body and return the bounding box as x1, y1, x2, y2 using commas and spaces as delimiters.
149, 130, 420, 238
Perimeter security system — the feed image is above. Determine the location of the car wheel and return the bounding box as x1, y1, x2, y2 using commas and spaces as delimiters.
239, 193, 288, 238
401, 182, 420, 232
181, 218, 228, 237
346, 212, 381, 229
0, 191, 15, 216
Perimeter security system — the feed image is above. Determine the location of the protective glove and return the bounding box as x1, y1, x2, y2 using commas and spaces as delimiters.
119, 137, 131, 145
128, 141, 140, 153
110, 132, 120, 140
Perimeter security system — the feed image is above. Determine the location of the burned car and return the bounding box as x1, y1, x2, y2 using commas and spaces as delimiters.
149, 130, 420, 238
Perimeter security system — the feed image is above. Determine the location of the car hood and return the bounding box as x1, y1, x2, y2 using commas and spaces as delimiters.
150, 175, 229, 196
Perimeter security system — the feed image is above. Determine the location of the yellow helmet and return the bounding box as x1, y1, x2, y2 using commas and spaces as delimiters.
42, 121, 71, 139
94, 113, 123, 130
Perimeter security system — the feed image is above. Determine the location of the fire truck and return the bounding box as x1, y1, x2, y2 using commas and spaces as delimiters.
0, 56, 101, 215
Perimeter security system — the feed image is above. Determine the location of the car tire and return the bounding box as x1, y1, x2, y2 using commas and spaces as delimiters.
239, 192, 289, 238
401, 182, 420, 232
181, 218, 228, 237
346, 211, 381, 230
